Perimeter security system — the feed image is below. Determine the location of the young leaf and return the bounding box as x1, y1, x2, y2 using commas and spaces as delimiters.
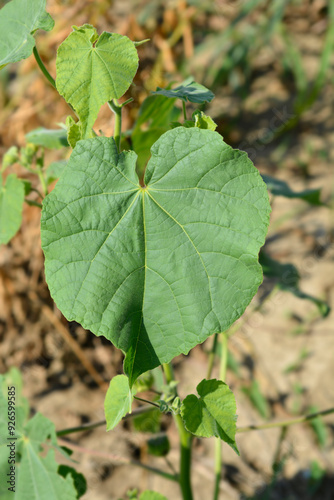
152, 81, 215, 104
181, 379, 239, 454
41, 128, 270, 385
0, 174, 25, 245
262, 174, 322, 206
0, 0, 54, 69
56, 25, 139, 138
104, 375, 135, 431
25, 127, 69, 149
66, 116, 82, 149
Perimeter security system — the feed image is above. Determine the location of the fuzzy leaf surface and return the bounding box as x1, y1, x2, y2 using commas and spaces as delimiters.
104, 375, 134, 430
41, 128, 270, 385
0, 174, 25, 244
56, 25, 138, 138
0, 0, 54, 69
181, 379, 239, 454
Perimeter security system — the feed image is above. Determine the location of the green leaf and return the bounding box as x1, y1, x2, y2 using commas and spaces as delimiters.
41, 127, 270, 385
56, 25, 139, 138
308, 406, 328, 448
262, 174, 323, 206
58, 465, 87, 498
132, 409, 160, 433
25, 127, 69, 149
181, 379, 239, 454
66, 116, 82, 149
147, 433, 170, 457
139, 492, 168, 500
260, 251, 330, 317
104, 375, 135, 431
0, 174, 25, 245
2, 146, 19, 171
0, 0, 54, 69
193, 110, 217, 131
152, 81, 215, 104
46, 160, 68, 185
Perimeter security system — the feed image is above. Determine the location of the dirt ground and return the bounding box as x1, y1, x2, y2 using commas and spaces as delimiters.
0, 1, 333, 499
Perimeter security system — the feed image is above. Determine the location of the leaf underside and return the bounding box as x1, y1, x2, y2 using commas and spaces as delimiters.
41, 127, 270, 385
0, 0, 54, 69
104, 374, 134, 430
56, 25, 138, 138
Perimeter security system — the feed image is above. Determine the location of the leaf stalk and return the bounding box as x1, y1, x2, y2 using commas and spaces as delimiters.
33, 46, 56, 89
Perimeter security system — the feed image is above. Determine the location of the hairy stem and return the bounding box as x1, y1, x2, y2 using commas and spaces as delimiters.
213, 333, 227, 500
163, 363, 194, 500
108, 99, 122, 152
33, 46, 56, 89
237, 407, 334, 433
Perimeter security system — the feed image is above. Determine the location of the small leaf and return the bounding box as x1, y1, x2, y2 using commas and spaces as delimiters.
56, 25, 139, 137
0, 174, 25, 245
139, 492, 168, 500
0, 0, 54, 69
133, 371, 155, 393
132, 409, 161, 433
262, 175, 322, 206
193, 110, 217, 131
26, 127, 69, 149
2, 146, 19, 171
152, 81, 215, 104
181, 379, 239, 454
147, 433, 170, 457
104, 375, 135, 431
308, 405, 328, 448
66, 116, 82, 149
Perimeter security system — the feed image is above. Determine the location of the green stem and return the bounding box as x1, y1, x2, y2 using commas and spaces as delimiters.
133, 395, 160, 408
36, 165, 48, 197
162, 363, 193, 500
237, 407, 334, 433
33, 46, 56, 89
56, 405, 154, 437
213, 333, 228, 500
182, 101, 187, 121
108, 100, 122, 152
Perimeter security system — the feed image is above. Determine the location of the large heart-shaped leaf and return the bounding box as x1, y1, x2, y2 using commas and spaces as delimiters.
56, 25, 138, 138
41, 128, 270, 385
0, 0, 54, 69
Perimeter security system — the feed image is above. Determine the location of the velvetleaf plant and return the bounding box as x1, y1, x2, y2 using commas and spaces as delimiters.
0, 1, 331, 499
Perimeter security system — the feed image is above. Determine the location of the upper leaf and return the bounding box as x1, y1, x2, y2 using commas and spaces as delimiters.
0, 174, 25, 245
0, 0, 54, 69
181, 379, 239, 454
104, 375, 135, 431
56, 25, 139, 138
41, 128, 270, 385
152, 81, 215, 104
